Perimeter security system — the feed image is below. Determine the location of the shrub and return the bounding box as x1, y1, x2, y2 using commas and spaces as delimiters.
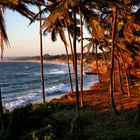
71, 115, 83, 140
134, 104, 140, 126
0, 129, 12, 140
33, 124, 56, 140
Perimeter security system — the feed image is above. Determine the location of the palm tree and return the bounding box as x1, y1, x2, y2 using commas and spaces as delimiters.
94, 0, 140, 112
41, 0, 81, 114
30, 0, 79, 99
110, 6, 118, 114
79, 5, 84, 108
38, 4, 45, 103
73, 6, 80, 115
38, 1, 74, 94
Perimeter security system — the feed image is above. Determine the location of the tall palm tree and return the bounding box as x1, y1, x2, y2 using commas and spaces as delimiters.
41, 0, 80, 114
110, 6, 118, 114
38, 1, 74, 94
30, 0, 78, 98
79, 5, 84, 108
73, 5, 79, 116
38, 4, 45, 103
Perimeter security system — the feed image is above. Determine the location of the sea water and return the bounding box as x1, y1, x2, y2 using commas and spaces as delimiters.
0, 62, 98, 110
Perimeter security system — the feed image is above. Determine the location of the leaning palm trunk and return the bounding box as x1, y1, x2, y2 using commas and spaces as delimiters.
65, 21, 75, 71
110, 6, 118, 114
0, 86, 4, 129
119, 51, 131, 98
73, 7, 79, 116
65, 45, 74, 94
0, 33, 4, 62
38, 6, 45, 103
95, 44, 101, 84
80, 10, 84, 108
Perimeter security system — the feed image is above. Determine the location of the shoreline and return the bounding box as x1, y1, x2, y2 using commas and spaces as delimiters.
1, 60, 99, 110
2, 59, 67, 64
2, 59, 140, 112
50, 71, 140, 112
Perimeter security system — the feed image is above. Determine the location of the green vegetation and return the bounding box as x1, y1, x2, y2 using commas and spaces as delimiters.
0, 102, 140, 140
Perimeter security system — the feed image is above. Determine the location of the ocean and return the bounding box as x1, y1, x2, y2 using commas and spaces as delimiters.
0, 62, 98, 110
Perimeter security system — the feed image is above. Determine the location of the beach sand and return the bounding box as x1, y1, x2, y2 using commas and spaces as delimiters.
50, 68, 140, 112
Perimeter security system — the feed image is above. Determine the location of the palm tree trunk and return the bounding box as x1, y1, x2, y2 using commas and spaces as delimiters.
65, 45, 74, 94
113, 59, 115, 91
80, 10, 84, 108
73, 7, 79, 116
95, 44, 101, 84
39, 6, 45, 103
0, 86, 4, 129
64, 20, 75, 91
110, 6, 118, 114
119, 51, 131, 97
0, 33, 4, 62
102, 49, 110, 77
116, 58, 123, 94
65, 21, 74, 70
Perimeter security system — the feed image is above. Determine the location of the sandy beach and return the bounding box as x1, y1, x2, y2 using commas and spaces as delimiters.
50, 66, 140, 112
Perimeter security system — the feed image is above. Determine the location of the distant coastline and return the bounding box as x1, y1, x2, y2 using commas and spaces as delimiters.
3, 52, 107, 64
3, 53, 108, 74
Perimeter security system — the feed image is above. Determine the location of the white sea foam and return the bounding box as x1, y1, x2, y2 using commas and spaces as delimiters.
3, 84, 69, 110
45, 83, 68, 94
3, 92, 40, 110
16, 73, 28, 76
48, 70, 66, 75
24, 66, 29, 69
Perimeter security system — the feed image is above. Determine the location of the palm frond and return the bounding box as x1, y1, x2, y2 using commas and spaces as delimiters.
0, 10, 8, 44
51, 29, 57, 42
1, 0, 35, 20
59, 29, 69, 47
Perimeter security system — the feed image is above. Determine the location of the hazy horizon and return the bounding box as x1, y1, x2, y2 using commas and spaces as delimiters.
4, 9, 75, 57
3, 6, 90, 57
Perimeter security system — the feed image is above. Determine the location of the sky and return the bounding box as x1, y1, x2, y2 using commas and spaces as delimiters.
4, 8, 78, 57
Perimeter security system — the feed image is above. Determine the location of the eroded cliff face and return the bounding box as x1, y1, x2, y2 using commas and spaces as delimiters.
85, 60, 108, 74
